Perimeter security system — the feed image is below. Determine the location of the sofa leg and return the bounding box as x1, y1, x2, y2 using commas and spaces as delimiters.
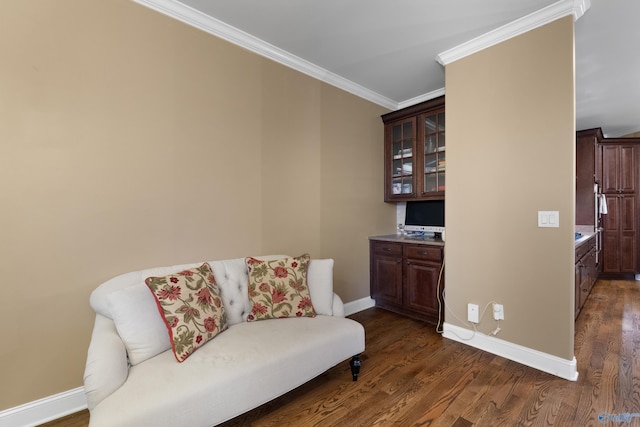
349, 355, 361, 381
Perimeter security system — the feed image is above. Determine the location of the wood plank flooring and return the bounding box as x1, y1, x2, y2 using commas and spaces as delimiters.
40, 278, 640, 427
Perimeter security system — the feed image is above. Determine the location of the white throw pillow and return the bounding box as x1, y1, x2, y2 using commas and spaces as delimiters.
307, 259, 334, 316
107, 284, 170, 365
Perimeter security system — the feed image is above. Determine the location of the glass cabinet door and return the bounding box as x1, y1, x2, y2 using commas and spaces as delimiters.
390, 119, 415, 196
381, 95, 445, 202
422, 111, 445, 195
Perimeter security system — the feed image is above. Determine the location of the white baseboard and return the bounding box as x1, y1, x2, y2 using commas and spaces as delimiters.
442, 322, 579, 381
0, 387, 87, 427
344, 297, 376, 316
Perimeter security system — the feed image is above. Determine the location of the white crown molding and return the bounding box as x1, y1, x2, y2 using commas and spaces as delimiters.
436, 0, 591, 66
397, 88, 446, 110
132, 0, 399, 110
442, 323, 579, 381
0, 387, 86, 427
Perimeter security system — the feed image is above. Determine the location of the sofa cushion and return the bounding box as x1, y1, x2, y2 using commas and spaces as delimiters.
90, 262, 204, 318
307, 259, 334, 316
208, 258, 253, 326
245, 254, 316, 321
145, 263, 227, 362
107, 284, 170, 365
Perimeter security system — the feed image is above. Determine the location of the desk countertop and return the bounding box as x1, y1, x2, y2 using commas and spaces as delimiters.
575, 225, 597, 249
369, 234, 445, 247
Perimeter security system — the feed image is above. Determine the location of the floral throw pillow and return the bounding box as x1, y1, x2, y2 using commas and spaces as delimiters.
145, 262, 227, 362
245, 254, 316, 321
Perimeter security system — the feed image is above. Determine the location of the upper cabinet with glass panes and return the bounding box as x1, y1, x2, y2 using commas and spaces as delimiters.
382, 96, 445, 202
422, 111, 445, 196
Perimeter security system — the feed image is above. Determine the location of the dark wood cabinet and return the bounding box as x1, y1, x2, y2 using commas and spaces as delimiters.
382, 96, 445, 202
575, 237, 597, 318
600, 142, 639, 274
602, 194, 637, 273
602, 144, 636, 194
370, 241, 403, 306
404, 247, 443, 319
575, 260, 584, 318
370, 237, 444, 324
576, 128, 602, 225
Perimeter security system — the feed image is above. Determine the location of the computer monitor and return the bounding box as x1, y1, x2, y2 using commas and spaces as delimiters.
404, 200, 445, 233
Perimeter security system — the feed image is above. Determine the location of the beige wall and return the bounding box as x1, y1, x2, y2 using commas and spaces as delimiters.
445, 17, 576, 359
259, 61, 394, 302
0, 0, 392, 409
259, 62, 395, 301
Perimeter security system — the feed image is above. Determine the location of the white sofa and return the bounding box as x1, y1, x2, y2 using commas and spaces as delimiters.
83, 255, 365, 427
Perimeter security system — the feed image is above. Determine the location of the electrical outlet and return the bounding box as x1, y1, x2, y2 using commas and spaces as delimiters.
493, 303, 504, 320
468, 303, 479, 323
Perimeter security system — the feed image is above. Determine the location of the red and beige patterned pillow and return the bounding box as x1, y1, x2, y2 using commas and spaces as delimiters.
245, 254, 316, 321
145, 262, 227, 362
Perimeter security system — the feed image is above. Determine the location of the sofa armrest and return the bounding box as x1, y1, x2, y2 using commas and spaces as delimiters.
83, 314, 129, 411
331, 293, 345, 317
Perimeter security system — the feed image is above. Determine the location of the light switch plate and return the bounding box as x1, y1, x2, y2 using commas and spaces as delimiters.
538, 211, 559, 228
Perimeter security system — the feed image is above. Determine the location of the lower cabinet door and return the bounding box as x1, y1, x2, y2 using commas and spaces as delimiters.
372, 255, 403, 306
574, 262, 581, 318
602, 194, 637, 273
404, 259, 442, 319
620, 231, 637, 272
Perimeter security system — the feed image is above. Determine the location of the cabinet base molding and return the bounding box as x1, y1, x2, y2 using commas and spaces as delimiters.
442, 323, 578, 381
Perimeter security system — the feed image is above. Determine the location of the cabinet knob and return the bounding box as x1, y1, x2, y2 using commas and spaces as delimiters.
406, 261, 411, 265
383, 247, 391, 252
420, 251, 428, 255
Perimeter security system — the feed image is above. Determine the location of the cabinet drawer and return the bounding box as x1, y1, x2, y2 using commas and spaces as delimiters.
403, 244, 443, 262
371, 241, 402, 257
575, 244, 589, 261
575, 238, 595, 260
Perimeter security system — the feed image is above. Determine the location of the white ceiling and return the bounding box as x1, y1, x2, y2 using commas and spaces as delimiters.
138, 0, 639, 137
575, 0, 640, 136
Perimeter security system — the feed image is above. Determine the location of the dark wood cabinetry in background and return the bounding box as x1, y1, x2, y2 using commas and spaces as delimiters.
602, 144, 636, 194
381, 96, 445, 202
578, 128, 640, 277
576, 128, 602, 225
602, 193, 637, 273
370, 241, 403, 306
375, 98, 446, 324
600, 142, 639, 274
575, 238, 597, 318
370, 237, 444, 324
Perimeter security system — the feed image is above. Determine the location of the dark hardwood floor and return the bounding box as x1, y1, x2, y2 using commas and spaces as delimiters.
40, 278, 640, 427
